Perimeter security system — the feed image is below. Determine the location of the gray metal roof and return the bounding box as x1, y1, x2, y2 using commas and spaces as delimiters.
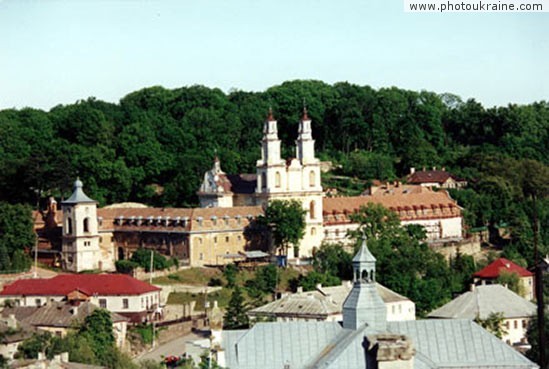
223, 321, 346, 369
62, 178, 97, 204
249, 283, 411, 318
427, 284, 536, 320
387, 319, 538, 369
352, 237, 376, 263
222, 319, 538, 369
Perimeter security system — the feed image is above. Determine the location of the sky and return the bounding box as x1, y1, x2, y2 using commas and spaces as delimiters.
0, 0, 548, 110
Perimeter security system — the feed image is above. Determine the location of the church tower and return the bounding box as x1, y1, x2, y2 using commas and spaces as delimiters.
343, 236, 387, 331
61, 178, 101, 272
255, 108, 324, 258
256, 109, 287, 197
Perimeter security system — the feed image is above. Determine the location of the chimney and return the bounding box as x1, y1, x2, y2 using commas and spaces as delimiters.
432, 166, 437, 171
297, 286, 303, 294
410, 167, 415, 174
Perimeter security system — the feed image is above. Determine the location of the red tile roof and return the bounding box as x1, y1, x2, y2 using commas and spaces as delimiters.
0, 274, 160, 297
473, 258, 533, 279
407, 170, 465, 185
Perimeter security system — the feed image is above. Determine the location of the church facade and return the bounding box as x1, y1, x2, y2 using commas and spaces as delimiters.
197, 108, 324, 258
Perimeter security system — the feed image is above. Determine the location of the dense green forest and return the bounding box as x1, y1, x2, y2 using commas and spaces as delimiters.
0, 80, 548, 266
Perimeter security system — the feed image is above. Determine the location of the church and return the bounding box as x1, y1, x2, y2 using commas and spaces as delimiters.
36, 108, 464, 271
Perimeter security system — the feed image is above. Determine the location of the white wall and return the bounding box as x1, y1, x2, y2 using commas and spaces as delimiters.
503, 317, 531, 346
386, 301, 415, 321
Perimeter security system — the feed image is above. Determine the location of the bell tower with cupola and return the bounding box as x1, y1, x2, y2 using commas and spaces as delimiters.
61, 178, 101, 272
343, 236, 387, 331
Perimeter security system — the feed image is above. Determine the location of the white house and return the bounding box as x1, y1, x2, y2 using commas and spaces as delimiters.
427, 284, 536, 348
0, 274, 161, 324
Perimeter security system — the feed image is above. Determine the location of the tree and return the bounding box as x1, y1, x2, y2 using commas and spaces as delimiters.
130, 248, 171, 272
312, 243, 353, 281
261, 200, 306, 255
79, 309, 117, 367
0, 202, 35, 272
348, 203, 454, 316
224, 286, 249, 330
475, 312, 508, 339
223, 263, 238, 288
496, 270, 524, 297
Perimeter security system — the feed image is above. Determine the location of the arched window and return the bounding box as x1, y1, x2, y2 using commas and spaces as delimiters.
309, 170, 316, 187
83, 217, 90, 233
275, 172, 281, 188
66, 218, 73, 235
309, 201, 316, 219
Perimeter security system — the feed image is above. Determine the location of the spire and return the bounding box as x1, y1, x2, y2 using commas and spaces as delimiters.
267, 107, 275, 121
301, 105, 309, 121
62, 178, 96, 204
342, 235, 387, 331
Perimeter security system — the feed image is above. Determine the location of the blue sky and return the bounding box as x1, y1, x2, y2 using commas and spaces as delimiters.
0, 0, 547, 110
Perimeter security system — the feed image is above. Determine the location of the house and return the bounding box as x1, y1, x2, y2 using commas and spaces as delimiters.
473, 258, 534, 300
427, 284, 536, 348
406, 167, 467, 189
11, 352, 106, 369
247, 281, 415, 323
0, 316, 34, 360
1, 301, 128, 348
323, 185, 463, 244
0, 274, 161, 323
209, 238, 537, 369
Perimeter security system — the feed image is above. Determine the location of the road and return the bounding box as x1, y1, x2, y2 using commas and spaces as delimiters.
136, 330, 210, 365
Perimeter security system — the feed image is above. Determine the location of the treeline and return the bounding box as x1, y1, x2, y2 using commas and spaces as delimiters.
0, 80, 547, 265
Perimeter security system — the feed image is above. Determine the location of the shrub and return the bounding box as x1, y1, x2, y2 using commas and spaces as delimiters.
115, 260, 139, 274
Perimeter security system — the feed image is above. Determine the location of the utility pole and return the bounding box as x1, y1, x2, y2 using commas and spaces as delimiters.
149, 250, 154, 284
532, 194, 546, 369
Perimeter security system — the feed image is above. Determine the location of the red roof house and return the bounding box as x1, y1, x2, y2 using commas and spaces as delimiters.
473, 258, 534, 300
473, 258, 533, 279
0, 274, 161, 323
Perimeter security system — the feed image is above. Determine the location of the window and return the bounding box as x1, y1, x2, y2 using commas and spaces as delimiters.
237, 235, 241, 242
311, 227, 316, 236
141, 298, 144, 309
66, 218, 73, 235
224, 217, 229, 226
35, 299, 41, 307
309, 201, 316, 219
199, 253, 204, 260
83, 217, 90, 233
261, 172, 267, 190
309, 170, 316, 187
99, 237, 103, 243
99, 299, 107, 308
275, 172, 281, 188
225, 236, 229, 243
123, 298, 129, 309
514, 320, 518, 329
522, 320, 527, 329
214, 237, 218, 244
